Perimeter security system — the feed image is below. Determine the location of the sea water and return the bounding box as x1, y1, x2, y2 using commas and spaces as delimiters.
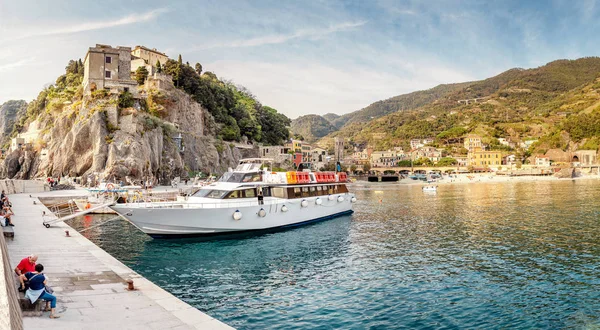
67, 179, 600, 329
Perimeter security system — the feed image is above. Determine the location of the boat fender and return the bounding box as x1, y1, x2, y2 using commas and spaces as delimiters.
351, 197, 357, 203
281, 205, 288, 212
233, 210, 242, 220
328, 195, 335, 201
258, 208, 267, 217
315, 198, 322, 205
337, 196, 345, 202
301, 200, 308, 208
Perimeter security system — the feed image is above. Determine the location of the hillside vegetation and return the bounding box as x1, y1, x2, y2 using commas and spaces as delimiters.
290, 114, 337, 142
320, 57, 600, 157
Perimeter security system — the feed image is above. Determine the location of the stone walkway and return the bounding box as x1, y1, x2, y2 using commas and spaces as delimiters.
6, 191, 234, 330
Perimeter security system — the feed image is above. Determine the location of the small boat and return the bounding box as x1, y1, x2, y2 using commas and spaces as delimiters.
110, 158, 356, 238
422, 185, 437, 192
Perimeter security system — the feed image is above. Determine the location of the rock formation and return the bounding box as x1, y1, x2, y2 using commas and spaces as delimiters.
0, 74, 258, 183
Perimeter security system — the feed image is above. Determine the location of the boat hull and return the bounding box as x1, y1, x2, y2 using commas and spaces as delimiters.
109, 193, 354, 238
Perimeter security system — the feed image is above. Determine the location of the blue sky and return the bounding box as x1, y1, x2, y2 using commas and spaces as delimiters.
1, 0, 599, 118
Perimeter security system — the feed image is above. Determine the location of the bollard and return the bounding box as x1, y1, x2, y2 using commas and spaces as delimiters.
42, 211, 46, 216
126, 279, 135, 291
33, 201, 36, 205
65, 230, 70, 237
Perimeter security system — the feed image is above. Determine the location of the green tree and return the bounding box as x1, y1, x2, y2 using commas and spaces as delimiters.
397, 160, 412, 167
156, 60, 162, 73
135, 66, 149, 85
118, 91, 134, 108
362, 162, 371, 173
436, 157, 457, 166
195, 63, 202, 75
350, 164, 357, 173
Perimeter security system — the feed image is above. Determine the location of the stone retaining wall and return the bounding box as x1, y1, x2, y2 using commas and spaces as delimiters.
0, 231, 23, 329
0, 180, 47, 194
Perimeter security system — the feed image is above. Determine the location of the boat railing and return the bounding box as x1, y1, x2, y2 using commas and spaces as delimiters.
121, 193, 353, 210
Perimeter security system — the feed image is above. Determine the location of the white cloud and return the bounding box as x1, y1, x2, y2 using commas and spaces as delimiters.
0, 57, 36, 72
194, 21, 367, 50
2, 8, 169, 42
206, 59, 473, 118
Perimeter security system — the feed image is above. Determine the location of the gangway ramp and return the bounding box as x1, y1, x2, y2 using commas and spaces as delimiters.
41, 201, 115, 228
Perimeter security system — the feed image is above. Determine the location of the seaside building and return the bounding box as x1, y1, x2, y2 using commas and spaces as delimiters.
503, 154, 517, 165
10, 137, 25, 152
464, 134, 482, 152
82, 44, 138, 96
413, 147, 443, 164
301, 144, 312, 162
310, 147, 328, 163
259, 145, 292, 164
454, 155, 469, 167
534, 155, 550, 167
467, 148, 502, 167
131, 46, 169, 76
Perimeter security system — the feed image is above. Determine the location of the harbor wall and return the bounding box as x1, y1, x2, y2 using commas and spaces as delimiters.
0, 231, 23, 330
0, 180, 47, 194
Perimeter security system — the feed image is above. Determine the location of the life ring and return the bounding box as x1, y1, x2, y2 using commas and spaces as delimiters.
106, 183, 115, 191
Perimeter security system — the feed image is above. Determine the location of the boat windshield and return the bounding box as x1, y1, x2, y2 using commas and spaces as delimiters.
193, 189, 229, 199
218, 172, 262, 183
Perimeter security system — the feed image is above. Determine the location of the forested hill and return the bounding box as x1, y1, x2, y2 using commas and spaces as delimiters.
330, 82, 472, 128
323, 56, 600, 156
290, 114, 337, 143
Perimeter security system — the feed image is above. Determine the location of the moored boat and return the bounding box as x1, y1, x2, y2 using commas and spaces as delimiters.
109, 159, 356, 238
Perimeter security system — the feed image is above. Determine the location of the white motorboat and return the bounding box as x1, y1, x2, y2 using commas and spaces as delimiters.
109, 159, 356, 238
422, 185, 438, 192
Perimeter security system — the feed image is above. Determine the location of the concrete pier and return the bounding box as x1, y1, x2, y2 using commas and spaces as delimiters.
6, 192, 234, 329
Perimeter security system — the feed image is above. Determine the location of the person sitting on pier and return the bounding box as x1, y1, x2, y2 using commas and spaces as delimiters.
19, 263, 60, 319
15, 254, 37, 290
1, 208, 14, 227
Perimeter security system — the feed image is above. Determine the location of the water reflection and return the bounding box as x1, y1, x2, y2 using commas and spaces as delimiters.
67, 180, 600, 329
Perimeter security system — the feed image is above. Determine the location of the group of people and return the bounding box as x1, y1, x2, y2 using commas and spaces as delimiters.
14, 254, 60, 319
1, 191, 14, 226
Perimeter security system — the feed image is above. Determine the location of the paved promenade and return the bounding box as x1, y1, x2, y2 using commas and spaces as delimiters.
6, 191, 234, 330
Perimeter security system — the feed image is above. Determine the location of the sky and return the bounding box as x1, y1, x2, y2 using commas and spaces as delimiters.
1, 0, 600, 119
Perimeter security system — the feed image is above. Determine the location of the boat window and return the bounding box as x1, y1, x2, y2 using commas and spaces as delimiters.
242, 173, 262, 182
193, 189, 229, 199
302, 187, 310, 197
226, 190, 242, 199
243, 189, 256, 198
309, 186, 316, 196
294, 188, 302, 198
272, 187, 286, 198
327, 186, 334, 194
261, 187, 271, 197
218, 172, 244, 182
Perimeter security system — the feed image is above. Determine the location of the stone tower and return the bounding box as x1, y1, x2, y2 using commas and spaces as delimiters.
335, 137, 344, 163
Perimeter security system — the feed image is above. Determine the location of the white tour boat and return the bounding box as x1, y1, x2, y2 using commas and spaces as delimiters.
109, 159, 356, 238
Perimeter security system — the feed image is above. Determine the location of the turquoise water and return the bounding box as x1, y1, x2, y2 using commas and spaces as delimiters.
67, 179, 600, 329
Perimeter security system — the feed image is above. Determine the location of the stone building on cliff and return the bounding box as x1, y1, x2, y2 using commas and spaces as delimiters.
83, 44, 138, 96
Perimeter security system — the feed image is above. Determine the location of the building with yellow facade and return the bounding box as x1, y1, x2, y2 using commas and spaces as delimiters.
467, 148, 502, 167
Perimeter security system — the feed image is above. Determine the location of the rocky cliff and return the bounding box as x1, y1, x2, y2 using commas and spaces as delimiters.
0, 100, 27, 141
1, 74, 258, 183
